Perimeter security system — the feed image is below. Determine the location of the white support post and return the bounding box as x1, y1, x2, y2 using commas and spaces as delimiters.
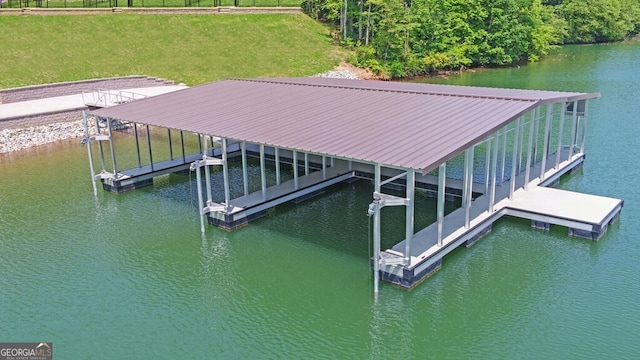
204, 155, 213, 206
107, 118, 119, 179
146, 125, 154, 171
580, 100, 589, 154
489, 132, 499, 212
509, 117, 521, 200
484, 139, 491, 194
260, 144, 267, 201
533, 107, 540, 163
556, 104, 566, 169
437, 163, 446, 247
540, 105, 552, 180
83, 112, 98, 197
500, 128, 507, 185
134, 123, 141, 168
195, 163, 205, 234
241, 142, 249, 197
222, 138, 231, 209
373, 163, 381, 296
464, 147, 474, 228
293, 151, 299, 190
304, 152, 309, 175
568, 101, 578, 160
524, 110, 536, 190
405, 169, 415, 266
322, 156, 327, 180
518, 116, 525, 173
275, 148, 281, 185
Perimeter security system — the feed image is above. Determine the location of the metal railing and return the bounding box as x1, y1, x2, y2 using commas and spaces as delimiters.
82, 89, 148, 108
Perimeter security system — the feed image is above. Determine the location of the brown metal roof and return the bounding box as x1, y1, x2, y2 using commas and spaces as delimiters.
89, 78, 599, 174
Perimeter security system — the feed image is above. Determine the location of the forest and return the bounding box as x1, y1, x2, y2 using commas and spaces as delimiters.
303, 0, 640, 77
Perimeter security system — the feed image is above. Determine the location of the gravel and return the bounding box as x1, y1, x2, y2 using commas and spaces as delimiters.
0, 119, 86, 154
1, 68, 363, 154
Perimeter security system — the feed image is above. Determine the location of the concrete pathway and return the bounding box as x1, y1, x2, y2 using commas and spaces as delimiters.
0, 85, 188, 120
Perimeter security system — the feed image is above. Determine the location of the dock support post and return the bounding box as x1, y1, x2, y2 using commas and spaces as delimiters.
275, 148, 281, 185
107, 118, 118, 179
322, 156, 327, 180
195, 162, 205, 234
533, 107, 540, 163
580, 100, 589, 154
405, 169, 415, 265
260, 144, 267, 201
463, 147, 474, 228
540, 105, 552, 180
180, 131, 186, 163
489, 131, 499, 212
484, 138, 491, 194
293, 151, 299, 190
510, 117, 521, 200
146, 125, 154, 171
83, 111, 98, 197
198, 133, 203, 155
242, 142, 249, 196
556, 104, 565, 169
304, 152, 309, 175
204, 155, 213, 206
500, 128, 507, 185
222, 138, 231, 209
524, 110, 536, 190
373, 163, 381, 295
134, 123, 141, 168
568, 101, 578, 160
168, 129, 174, 161
437, 163, 446, 246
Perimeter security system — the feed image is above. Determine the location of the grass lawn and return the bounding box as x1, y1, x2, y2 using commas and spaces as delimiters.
0, 13, 348, 88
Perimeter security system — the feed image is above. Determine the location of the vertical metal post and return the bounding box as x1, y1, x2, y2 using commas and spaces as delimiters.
405, 169, 415, 266
464, 147, 474, 228
373, 163, 381, 295
168, 128, 174, 161
500, 128, 507, 185
556, 104, 566, 169
304, 152, 309, 175
532, 107, 540, 163
484, 138, 491, 194
98, 122, 106, 174
180, 131, 186, 163
146, 125, 154, 171
580, 100, 589, 154
222, 138, 231, 209
107, 118, 118, 179
275, 148, 281, 185
437, 163, 446, 246
83, 111, 98, 196
509, 117, 521, 200
134, 123, 141, 168
524, 110, 536, 190
322, 156, 327, 180
204, 156, 213, 206
540, 105, 552, 180
196, 161, 205, 234
489, 132, 499, 212
518, 115, 525, 173
198, 133, 203, 155
293, 151, 299, 190
348, 160, 353, 171
568, 101, 578, 160
330, 157, 335, 167
260, 144, 267, 201
241, 142, 249, 196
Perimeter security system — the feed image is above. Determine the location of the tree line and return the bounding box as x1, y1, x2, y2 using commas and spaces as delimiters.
303, 0, 640, 77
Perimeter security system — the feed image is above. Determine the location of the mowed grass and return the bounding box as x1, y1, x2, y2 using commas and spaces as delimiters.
0, 14, 347, 88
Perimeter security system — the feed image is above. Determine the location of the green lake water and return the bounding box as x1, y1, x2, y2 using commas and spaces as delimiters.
1, 41, 639, 359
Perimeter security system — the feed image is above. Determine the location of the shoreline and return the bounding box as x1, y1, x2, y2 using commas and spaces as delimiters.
0, 67, 364, 154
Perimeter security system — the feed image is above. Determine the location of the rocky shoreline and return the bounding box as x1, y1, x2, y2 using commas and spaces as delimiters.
0, 67, 363, 154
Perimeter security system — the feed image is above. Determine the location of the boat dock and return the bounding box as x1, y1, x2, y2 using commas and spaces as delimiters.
82, 77, 623, 293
